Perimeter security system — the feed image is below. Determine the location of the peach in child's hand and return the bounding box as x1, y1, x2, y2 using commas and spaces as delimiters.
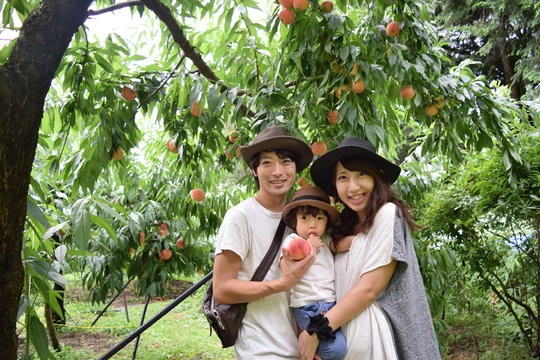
287, 237, 311, 260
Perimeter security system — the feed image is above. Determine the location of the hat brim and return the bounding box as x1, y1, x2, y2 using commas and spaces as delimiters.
310, 146, 401, 192
239, 136, 313, 172
282, 198, 340, 228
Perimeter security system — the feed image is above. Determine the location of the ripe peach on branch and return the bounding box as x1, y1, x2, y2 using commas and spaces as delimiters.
327, 110, 340, 124
176, 237, 184, 249
293, 0, 309, 11
386, 21, 401, 37
320, 0, 333, 13
121, 86, 137, 102
351, 79, 365, 94
278, 0, 293, 9
112, 148, 124, 160
298, 176, 311, 188
424, 103, 438, 116
311, 141, 328, 156
228, 130, 240, 143
279, 8, 295, 24
400, 86, 415, 100
167, 139, 178, 153
434, 97, 445, 109
190, 188, 205, 202
160, 249, 172, 260
190, 101, 202, 116
139, 231, 146, 245
349, 63, 358, 76
159, 223, 168, 236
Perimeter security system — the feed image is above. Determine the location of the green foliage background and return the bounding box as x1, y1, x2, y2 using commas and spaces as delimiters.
1, 0, 538, 358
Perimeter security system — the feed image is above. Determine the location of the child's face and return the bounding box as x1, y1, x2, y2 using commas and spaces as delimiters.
295, 209, 328, 239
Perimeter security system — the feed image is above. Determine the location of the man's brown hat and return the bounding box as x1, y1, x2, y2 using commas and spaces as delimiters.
282, 186, 340, 227
238, 126, 312, 172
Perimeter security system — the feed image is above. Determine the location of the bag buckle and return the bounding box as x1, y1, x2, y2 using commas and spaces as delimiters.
212, 309, 226, 330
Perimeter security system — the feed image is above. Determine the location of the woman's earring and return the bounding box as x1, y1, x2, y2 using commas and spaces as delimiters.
333, 202, 345, 213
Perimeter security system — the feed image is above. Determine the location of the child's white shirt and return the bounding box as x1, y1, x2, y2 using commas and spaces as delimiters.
282, 233, 336, 308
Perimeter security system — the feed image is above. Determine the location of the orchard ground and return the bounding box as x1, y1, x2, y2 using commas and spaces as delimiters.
17, 275, 524, 359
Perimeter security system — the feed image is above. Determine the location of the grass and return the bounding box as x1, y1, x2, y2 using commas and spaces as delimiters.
444, 305, 530, 360
21, 273, 531, 360
46, 275, 235, 360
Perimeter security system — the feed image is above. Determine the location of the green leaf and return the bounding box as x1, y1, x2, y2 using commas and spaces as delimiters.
29, 315, 49, 360
90, 214, 118, 242
17, 294, 30, 322
502, 150, 512, 171
2, 2, 13, 26
28, 259, 68, 286
0, 39, 15, 65
94, 199, 127, 223
206, 84, 224, 116
71, 198, 91, 250
27, 198, 51, 229
93, 53, 115, 73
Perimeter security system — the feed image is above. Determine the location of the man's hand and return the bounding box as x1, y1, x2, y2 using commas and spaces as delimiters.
280, 245, 316, 290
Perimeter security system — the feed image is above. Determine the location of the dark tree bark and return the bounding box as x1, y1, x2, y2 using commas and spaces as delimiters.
44, 302, 61, 352
0, 1, 93, 358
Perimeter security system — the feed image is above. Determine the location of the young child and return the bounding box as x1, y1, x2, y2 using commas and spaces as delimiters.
281, 186, 347, 360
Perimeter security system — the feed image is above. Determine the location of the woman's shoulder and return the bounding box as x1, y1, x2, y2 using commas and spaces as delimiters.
378, 202, 397, 218
369, 203, 397, 233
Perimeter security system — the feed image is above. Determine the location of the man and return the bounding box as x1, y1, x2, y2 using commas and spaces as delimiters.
212, 125, 316, 359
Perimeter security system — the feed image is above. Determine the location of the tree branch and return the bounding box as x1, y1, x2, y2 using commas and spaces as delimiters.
140, 0, 256, 117
138, 55, 186, 107
480, 271, 535, 354
87, 1, 143, 16
490, 270, 536, 322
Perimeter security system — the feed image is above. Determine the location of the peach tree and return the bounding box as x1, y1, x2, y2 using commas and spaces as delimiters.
1, 0, 532, 358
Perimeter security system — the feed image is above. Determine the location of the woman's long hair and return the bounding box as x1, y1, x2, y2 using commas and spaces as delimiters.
329, 157, 419, 245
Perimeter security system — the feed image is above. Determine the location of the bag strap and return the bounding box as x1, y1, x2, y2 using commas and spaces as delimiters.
250, 219, 286, 282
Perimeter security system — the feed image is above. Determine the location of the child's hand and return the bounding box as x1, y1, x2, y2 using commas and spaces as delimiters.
307, 234, 324, 249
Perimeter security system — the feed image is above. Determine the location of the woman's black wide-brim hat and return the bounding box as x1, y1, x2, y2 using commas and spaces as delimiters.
310, 137, 401, 192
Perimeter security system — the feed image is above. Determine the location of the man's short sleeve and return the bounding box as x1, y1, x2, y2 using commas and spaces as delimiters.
214, 208, 250, 261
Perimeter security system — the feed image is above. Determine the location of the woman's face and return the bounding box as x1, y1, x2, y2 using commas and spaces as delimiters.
334, 161, 375, 217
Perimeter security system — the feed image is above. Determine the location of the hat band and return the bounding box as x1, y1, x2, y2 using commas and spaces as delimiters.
292, 195, 330, 205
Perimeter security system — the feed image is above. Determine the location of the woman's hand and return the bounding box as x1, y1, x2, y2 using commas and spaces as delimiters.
298, 330, 320, 360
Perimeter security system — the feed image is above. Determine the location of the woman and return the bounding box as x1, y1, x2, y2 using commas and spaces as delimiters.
298, 137, 440, 360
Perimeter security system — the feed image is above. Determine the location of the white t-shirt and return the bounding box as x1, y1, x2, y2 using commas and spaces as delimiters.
282, 233, 335, 308
215, 197, 299, 359
334, 203, 398, 360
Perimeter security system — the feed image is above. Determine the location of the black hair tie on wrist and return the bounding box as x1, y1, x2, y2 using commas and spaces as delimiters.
305, 314, 336, 340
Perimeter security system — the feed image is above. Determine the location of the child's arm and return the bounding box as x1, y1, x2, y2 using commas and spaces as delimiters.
329, 235, 354, 253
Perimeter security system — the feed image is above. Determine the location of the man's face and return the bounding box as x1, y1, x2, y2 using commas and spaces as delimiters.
254, 151, 297, 199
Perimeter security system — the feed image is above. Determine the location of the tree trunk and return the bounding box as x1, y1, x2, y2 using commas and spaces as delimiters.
496, 43, 525, 100
0, 1, 93, 358
532, 217, 540, 358
44, 302, 61, 352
